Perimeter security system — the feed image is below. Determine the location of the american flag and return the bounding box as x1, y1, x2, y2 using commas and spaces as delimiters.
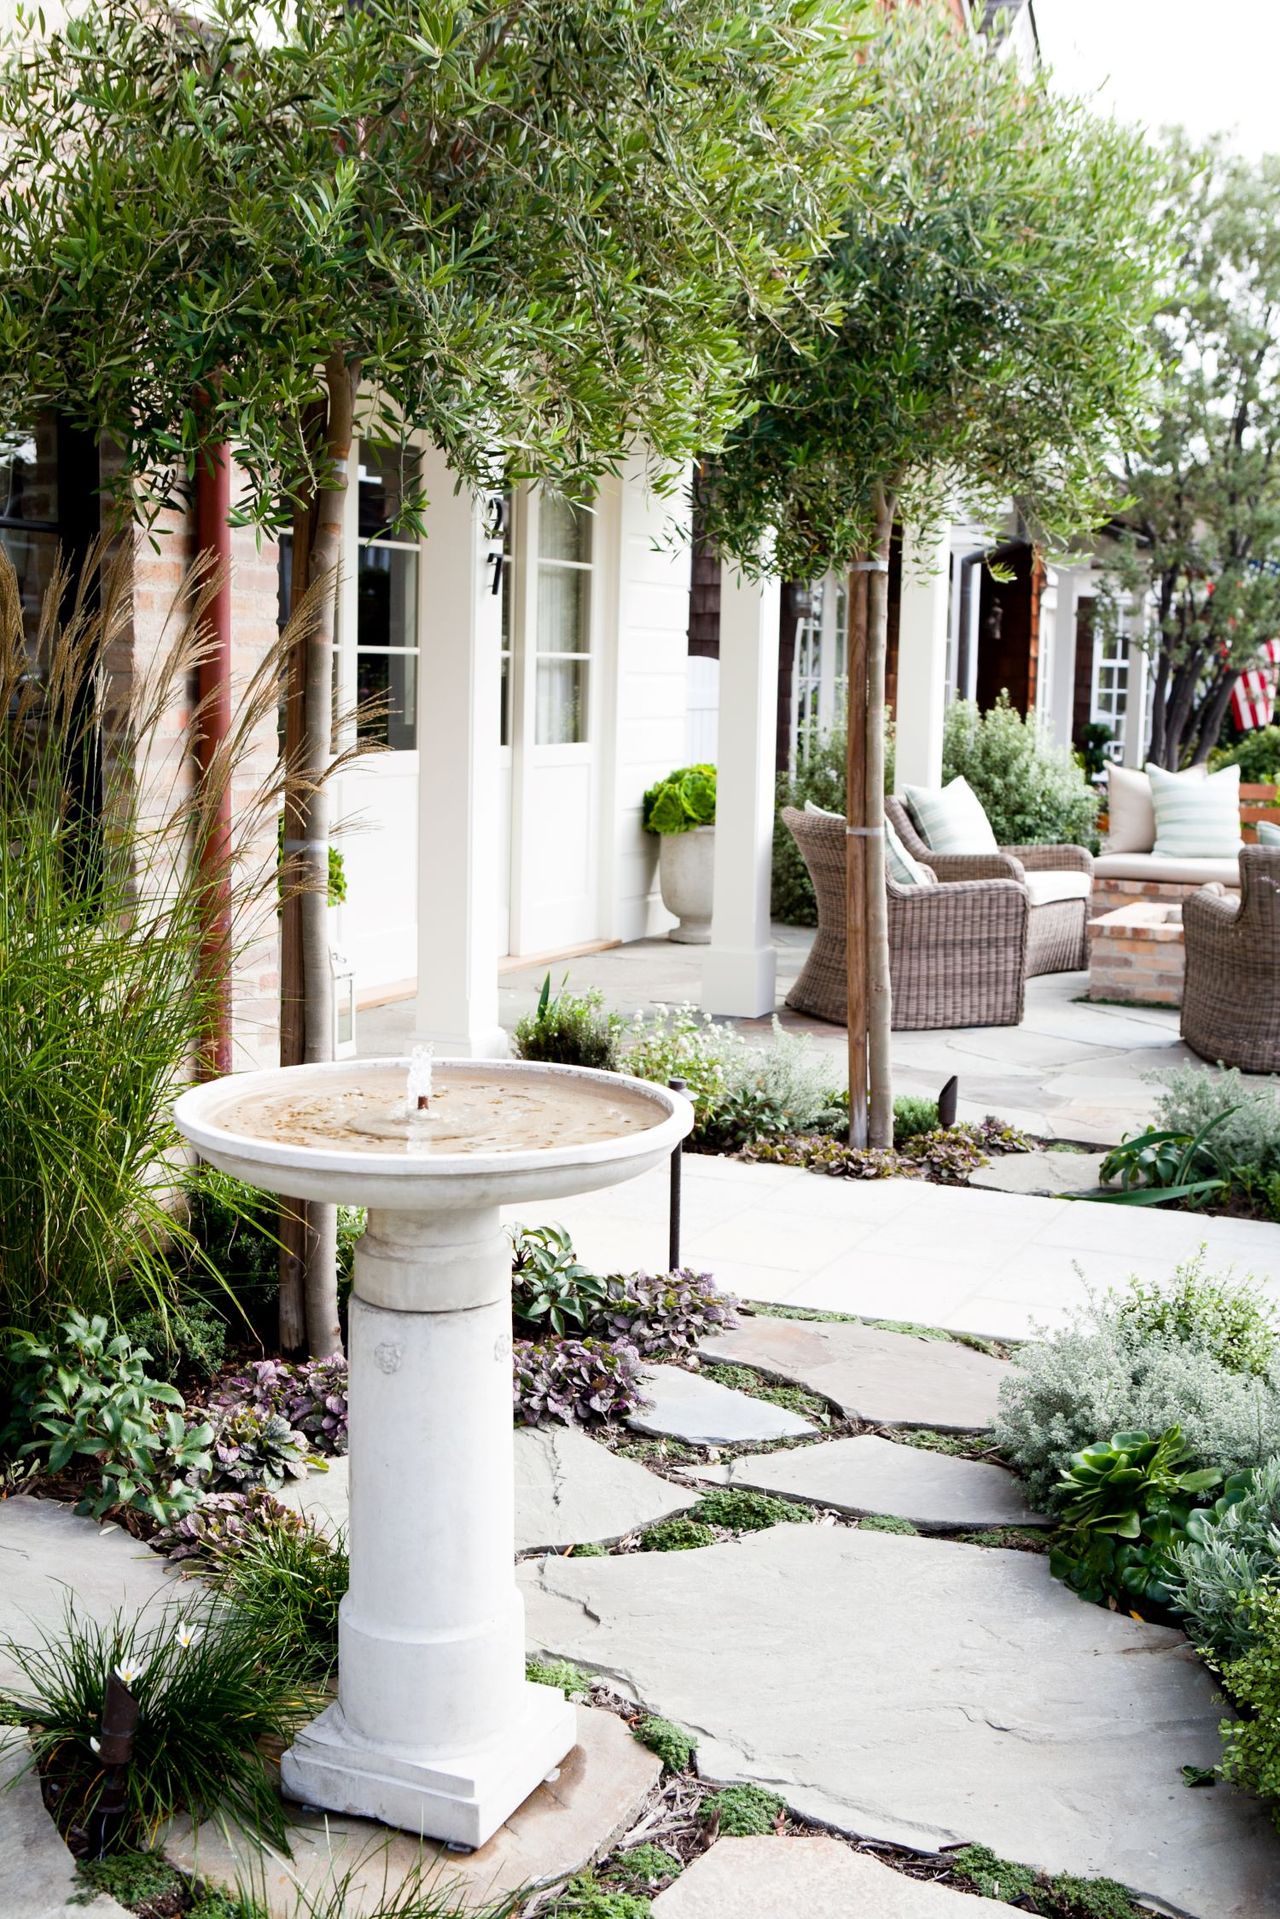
1231, 638, 1280, 731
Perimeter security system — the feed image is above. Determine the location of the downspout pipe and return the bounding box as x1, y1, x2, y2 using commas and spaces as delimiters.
194, 438, 234, 1078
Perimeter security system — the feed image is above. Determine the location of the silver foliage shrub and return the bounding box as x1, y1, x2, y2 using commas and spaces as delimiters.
1151, 1064, 1280, 1176
995, 1271, 1280, 1511
1168, 1459, 1280, 1660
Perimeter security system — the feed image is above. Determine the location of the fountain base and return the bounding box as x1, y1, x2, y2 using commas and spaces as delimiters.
280, 1685, 577, 1848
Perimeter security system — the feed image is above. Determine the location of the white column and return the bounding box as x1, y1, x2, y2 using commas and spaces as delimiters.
702, 563, 780, 1018
894, 523, 953, 789
414, 447, 507, 1056
1123, 639, 1151, 768
280, 1204, 575, 1845
1049, 565, 1083, 749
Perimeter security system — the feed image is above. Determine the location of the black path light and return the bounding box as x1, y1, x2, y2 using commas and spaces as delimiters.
937, 1074, 959, 1130
93, 1666, 139, 1855
668, 1078, 688, 1271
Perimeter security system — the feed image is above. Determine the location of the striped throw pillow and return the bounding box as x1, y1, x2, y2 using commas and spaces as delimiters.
1147, 762, 1243, 859
902, 776, 998, 854
1257, 820, 1280, 847
886, 819, 935, 888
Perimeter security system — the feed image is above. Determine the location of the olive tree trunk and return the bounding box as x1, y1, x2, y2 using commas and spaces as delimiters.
279, 351, 357, 1359
864, 486, 896, 1150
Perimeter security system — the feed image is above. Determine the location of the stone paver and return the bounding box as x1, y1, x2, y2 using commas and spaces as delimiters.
523, 1526, 1278, 1919
281, 1426, 696, 1553
716, 1435, 1043, 1531
699, 1318, 1006, 1432
628, 1364, 815, 1447
651, 1836, 1011, 1918
0, 1497, 177, 1690
165, 1702, 659, 1917
967, 1150, 1108, 1197
519, 1154, 1280, 1342
0, 1735, 132, 1919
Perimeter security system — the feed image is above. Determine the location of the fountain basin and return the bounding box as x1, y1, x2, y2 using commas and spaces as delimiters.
173, 1057, 691, 1211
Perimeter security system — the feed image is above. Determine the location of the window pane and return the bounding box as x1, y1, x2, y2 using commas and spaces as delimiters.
0, 526, 60, 661
358, 544, 418, 652
536, 658, 586, 744
357, 647, 417, 751
537, 562, 590, 654
358, 443, 418, 539
0, 423, 58, 526
538, 492, 591, 565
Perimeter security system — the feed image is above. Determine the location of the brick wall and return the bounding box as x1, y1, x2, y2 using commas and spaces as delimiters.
118, 484, 282, 1073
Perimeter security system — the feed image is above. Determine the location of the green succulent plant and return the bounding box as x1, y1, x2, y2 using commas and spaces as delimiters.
642, 764, 716, 835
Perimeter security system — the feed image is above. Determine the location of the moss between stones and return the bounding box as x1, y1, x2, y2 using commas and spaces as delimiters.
526, 1655, 593, 1695
892, 1427, 996, 1461
639, 1515, 717, 1552
611, 1844, 683, 1890
634, 1714, 696, 1771
543, 1872, 652, 1919
954, 1527, 1051, 1553
857, 1514, 919, 1535
701, 1782, 786, 1835
691, 1488, 812, 1531
73, 1852, 183, 1913
950, 1844, 1142, 1918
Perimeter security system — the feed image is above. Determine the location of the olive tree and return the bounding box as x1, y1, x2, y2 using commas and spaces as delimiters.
704, 10, 1164, 1145
1098, 136, 1280, 768
0, 0, 865, 1348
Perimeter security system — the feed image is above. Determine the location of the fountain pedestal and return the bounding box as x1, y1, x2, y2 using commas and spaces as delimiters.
173, 1058, 690, 1850
280, 1205, 574, 1844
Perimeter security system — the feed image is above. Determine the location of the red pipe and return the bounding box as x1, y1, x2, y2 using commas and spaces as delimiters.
194, 438, 234, 1078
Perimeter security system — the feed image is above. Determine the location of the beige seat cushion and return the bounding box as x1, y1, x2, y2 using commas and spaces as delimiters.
1024, 870, 1093, 907
1094, 851, 1240, 885
1105, 762, 1208, 854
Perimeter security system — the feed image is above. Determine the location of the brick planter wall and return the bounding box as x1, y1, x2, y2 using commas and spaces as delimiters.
1088, 903, 1186, 1007
1091, 874, 1239, 918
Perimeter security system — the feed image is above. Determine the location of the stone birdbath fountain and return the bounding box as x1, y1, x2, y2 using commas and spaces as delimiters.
174, 1052, 691, 1850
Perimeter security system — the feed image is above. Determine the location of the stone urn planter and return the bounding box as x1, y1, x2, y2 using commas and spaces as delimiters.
659, 825, 715, 943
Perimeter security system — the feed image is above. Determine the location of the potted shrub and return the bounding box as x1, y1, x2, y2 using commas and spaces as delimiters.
643, 764, 716, 942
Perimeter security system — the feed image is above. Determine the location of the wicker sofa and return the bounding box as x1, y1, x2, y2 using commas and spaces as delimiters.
884, 797, 1093, 976
781, 806, 1029, 1030
1181, 846, 1280, 1073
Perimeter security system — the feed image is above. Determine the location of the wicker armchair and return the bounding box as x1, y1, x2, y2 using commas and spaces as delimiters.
1181, 846, 1280, 1073
884, 797, 1092, 976
781, 806, 1029, 1030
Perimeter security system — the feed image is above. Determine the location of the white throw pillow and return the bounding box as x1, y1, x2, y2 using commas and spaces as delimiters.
1147, 761, 1243, 859
885, 818, 935, 888
1257, 819, 1280, 847
1106, 762, 1210, 853
901, 776, 999, 854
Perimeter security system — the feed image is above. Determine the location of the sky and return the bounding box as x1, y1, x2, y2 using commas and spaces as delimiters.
1035, 0, 1280, 158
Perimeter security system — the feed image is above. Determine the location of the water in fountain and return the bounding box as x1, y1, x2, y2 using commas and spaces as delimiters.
215, 1061, 662, 1156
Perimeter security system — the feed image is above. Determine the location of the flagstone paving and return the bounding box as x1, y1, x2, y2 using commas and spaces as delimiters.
0, 1735, 131, 1919
966, 1149, 1109, 1197
0, 1496, 177, 1690
163, 1702, 659, 1918
709, 1434, 1044, 1530
522, 1525, 1278, 1919
627, 1363, 816, 1447
521, 1153, 1280, 1340
650, 1836, 1011, 1917
281, 1427, 696, 1552
699, 1317, 1009, 1430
